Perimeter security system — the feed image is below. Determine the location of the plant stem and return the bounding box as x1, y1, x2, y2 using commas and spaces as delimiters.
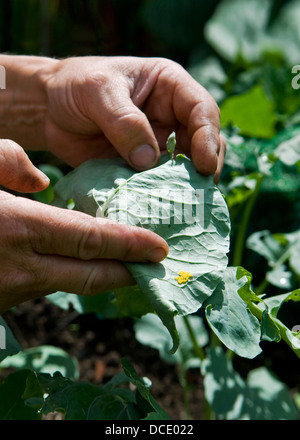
177, 362, 191, 420
255, 243, 295, 296
182, 316, 205, 361
182, 316, 216, 419
232, 174, 265, 267
255, 277, 269, 297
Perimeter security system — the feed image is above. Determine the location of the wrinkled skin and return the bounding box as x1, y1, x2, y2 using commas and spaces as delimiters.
0, 56, 225, 313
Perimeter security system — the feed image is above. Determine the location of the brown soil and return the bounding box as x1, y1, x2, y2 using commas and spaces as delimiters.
1, 297, 205, 420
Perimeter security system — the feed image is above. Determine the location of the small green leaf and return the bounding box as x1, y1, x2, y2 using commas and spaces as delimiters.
34, 164, 64, 204
166, 131, 176, 158
260, 308, 281, 343
121, 358, 170, 420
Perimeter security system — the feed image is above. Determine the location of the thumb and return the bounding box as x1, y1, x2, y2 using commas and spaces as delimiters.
0, 139, 50, 193
85, 84, 160, 171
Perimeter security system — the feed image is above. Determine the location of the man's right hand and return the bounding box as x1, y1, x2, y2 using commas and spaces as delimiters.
0, 140, 168, 314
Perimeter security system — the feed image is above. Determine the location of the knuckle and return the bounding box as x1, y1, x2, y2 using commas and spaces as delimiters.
80, 263, 113, 296
201, 99, 220, 123
81, 266, 100, 296
80, 260, 133, 297
111, 111, 149, 146
20, 255, 48, 290
156, 57, 185, 72
76, 219, 106, 260
84, 71, 111, 94
120, 231, 139, 261
0, 265, 35, 295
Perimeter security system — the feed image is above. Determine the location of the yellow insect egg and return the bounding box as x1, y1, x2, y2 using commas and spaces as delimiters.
175, 271, 193, 285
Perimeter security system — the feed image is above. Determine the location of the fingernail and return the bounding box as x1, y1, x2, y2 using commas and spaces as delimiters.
129, 144, 157, 169
147, 247, 168, 263
37, 168, 50, 184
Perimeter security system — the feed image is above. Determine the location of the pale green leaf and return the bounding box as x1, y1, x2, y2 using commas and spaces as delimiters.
0, 345, 79, 380
273, 133, 300, 167
269, 0, 300, 64
246, 229, 300, 288
204, 0, 273, 63
188, 57, 227, 103
54, 154, 231, 353
204, 267, 262, 359
134, 313, 208, 367
265, 265, 293, 290
202, 347, 299, 420
246, 230, 284, 265
47, 290, 120, 318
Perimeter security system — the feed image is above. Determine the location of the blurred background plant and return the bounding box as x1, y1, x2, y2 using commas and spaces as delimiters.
0, 0, 220, 61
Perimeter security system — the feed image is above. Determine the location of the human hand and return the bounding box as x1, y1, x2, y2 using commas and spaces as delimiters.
41, 56, 225, 182
0, 140, 168, 313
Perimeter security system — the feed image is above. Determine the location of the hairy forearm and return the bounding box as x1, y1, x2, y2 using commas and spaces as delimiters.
0, 54, 57, 149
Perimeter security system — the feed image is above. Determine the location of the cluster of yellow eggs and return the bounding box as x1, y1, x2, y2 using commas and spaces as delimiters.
174, 271, 193, 285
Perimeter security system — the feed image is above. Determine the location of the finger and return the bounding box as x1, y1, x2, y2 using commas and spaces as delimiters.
214, 134, 226, 184
26, 201, 169, 263
82, 73, 161, 171
172, 71, 221, 176
39, 256, 136, 296
0, 256, 136, 312
0, 139, 50, 193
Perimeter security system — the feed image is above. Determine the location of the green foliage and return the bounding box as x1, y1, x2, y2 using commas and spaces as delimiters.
0, 352, 169, 420
202, 347, 298, 420
220, 85, 277, 138
190, 0, 300, 129
0, 370, 43, 420
38, 360, 169, 420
